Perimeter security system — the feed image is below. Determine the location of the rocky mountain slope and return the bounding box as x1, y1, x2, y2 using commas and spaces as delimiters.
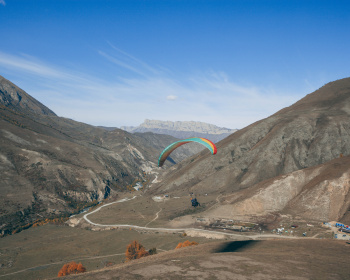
121, 119, 238, 142
206, 155, 350, 223
151, 78, 350, 223
0, 76, 56, 116
0, 76, 199, 236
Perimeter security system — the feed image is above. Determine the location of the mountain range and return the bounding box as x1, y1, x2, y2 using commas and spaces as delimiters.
1, 74, 350, 237
1, 75, 350, 280
120, 119, 238, 142
0, 75, 198, 236
151, 78, 350, 225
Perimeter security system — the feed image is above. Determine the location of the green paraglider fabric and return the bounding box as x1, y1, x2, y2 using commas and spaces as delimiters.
158, 137, 217, 167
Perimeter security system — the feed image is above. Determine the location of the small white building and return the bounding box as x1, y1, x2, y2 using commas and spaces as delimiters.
134, 182, 143, 191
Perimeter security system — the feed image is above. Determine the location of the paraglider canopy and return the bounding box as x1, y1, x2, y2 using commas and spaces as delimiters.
158, 137, 217, 167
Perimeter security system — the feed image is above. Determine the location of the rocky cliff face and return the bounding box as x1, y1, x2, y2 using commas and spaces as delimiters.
206, 155, 350, 222
121, 119, 238, 143
151, 78, 350, 223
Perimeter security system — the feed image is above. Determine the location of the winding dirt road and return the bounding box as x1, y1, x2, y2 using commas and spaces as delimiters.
81, 196, 298, 240
0, 196, 303, 279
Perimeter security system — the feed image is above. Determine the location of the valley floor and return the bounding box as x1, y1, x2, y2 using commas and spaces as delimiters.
1, 192, 349, 280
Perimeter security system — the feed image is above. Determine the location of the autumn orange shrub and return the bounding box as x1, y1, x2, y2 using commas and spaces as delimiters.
175, 240, 198, 249
57, 261, 86, 277
125, 240, 149, 261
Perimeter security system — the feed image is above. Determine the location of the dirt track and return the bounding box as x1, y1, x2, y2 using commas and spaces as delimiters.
77, 195, 306, 241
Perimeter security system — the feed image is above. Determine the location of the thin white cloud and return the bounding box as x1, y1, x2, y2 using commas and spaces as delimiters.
0, 0, 5, 6
167, 95, 178, 100
107, 42, 160, 75
0, 52, 65, 79
99, 43, 162, 78
0, 51, 306, 129
98, 51, 148, 77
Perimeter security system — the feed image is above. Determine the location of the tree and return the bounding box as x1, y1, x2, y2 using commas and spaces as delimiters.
57, 261, 86, 277
175, 240, 198, 249
148, 247, 157, 255
125, 240, 149, 261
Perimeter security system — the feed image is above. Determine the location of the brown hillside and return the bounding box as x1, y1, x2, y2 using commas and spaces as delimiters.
205, 155, 350, 222
0, 76, 197, 236
151, 78, 350, 223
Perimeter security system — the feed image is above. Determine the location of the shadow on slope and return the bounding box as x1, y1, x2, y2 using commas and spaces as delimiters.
213, 240, 260, 253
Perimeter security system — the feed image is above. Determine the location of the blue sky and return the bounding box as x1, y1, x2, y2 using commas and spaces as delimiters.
1, 0, 349, 129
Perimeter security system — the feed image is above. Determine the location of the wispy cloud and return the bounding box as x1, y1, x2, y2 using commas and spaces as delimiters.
0, 0, 5, 6
167, 95, 178, 101
0, 50, 305, 129
0, 52, 66, 79
107, 42, 161, 75
99, 42, 161, 78
98, 51, 148, 77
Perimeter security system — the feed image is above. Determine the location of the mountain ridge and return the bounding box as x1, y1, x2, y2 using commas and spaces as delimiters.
151, 77, 350, 224
121, 119, 238, 143
0, 76, 201, 236
1, 75, 350, 237
0, 75, 56, 116
1, 76, 350, 280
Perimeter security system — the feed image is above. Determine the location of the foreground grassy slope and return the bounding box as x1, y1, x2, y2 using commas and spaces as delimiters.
54, 239, 350, 280
0, 224, 214, 280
